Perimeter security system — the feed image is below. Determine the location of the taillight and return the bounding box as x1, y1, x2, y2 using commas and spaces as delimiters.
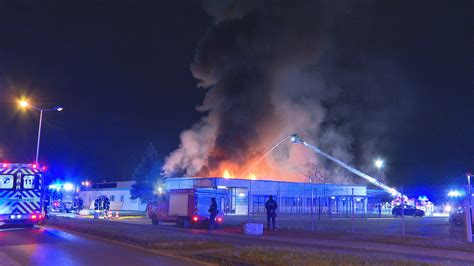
217, 217, 223, 223
192, 216, 198, 222
31, 215, 37, 220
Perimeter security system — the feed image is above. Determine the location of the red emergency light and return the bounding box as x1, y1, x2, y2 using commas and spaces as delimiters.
31, 215, 37, 220
192, 216, 198, 222
42, 166, 47, 171
2, 163, 9, 168
32, 164, 37, 169
217, 217, 223, 223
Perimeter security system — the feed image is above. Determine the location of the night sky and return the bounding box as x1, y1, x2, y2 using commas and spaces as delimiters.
0, 1, 471, 186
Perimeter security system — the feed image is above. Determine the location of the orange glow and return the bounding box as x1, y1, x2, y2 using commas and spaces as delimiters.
247, 173, 257, 180
202, 144, 314, 182
223, 169, 234, 179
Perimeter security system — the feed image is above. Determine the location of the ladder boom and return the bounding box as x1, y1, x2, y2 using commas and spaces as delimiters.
290, 134, 400, 197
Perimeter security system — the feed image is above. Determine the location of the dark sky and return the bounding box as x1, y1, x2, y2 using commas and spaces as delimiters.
0, 1, 472, 186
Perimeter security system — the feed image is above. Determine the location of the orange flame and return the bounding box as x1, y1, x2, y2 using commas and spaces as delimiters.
223, 169, 234, 179
208, 145, 313, 182
247, 173, 257, 180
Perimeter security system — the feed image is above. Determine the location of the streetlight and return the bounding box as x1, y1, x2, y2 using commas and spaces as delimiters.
374, 159, 384, 170
466, 172, 472, 243
373, 158, 384, 218
19, 99, 63, 163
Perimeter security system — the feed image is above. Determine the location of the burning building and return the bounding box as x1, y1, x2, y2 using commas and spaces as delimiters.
166, 177, 368, 216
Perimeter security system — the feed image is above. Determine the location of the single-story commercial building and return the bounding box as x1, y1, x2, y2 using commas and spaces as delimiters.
166, 177, 368, 215
79, 181, 146, 211
80, 178, 372, 215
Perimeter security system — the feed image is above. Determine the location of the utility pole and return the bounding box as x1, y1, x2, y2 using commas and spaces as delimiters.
351, 188, 355, 233
466, 173, 472, 243
401, 186, 405, 237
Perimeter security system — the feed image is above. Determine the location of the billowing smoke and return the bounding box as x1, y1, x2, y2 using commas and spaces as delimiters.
164, 0, 412, 183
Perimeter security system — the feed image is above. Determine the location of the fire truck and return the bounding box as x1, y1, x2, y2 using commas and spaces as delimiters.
0, 163, 45, 225
147, 188, 226, 228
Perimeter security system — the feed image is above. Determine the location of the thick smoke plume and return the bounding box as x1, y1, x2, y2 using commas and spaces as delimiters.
164, 0, 411, 183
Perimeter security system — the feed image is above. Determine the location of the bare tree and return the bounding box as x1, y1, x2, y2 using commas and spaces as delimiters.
301, 162, 331, 184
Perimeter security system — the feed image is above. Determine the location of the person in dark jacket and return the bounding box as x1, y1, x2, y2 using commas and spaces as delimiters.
208, 197, 218, 231
43, 194, 51, 219
265, 195, 278, 230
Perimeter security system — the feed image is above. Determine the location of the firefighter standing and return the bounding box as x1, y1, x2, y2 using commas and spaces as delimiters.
43, 193, 51, 219
94, 198, 100, 219
265, 195, 278, 230
208, 197, 218, 231
73, 195, 83, 213
103, 196, 110, 218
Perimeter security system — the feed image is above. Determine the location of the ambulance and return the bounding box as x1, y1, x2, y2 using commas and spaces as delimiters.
0, 163, 45, 225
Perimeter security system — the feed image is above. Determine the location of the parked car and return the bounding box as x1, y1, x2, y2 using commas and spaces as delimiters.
392, 205, 425, 217
449, 207, 474, 227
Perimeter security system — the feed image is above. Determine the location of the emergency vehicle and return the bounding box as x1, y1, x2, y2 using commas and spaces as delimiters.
0, 163, 45, 225
147, 188, 226, 228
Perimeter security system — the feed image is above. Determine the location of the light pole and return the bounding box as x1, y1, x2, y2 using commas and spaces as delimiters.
374, 158, 384, 218
19, 100, 63, 163
466, 172, 472, 243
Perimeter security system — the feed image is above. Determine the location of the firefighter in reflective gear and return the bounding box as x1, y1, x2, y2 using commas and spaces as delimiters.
94, 197, 101, 219
265, 195, 278, 230
43, 193, 51, 219
73, 195, 83, 213
103, 196, 110, 218
208, 197, 218, 231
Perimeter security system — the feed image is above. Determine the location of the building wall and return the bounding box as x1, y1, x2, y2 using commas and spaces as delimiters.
79, 183, 146, 211
166, 177, 368, 215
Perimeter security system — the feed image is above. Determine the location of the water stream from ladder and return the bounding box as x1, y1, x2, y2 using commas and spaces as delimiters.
240, 135, 290, 178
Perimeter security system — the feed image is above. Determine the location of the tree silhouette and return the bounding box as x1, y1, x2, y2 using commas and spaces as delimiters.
130, 143, 165, 203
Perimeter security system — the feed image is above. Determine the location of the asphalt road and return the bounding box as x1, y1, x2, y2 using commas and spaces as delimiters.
0, 225, 200, 266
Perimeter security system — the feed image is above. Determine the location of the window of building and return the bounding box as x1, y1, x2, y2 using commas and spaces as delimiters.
120, 195, 124, 202
110, 195, 115, 201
